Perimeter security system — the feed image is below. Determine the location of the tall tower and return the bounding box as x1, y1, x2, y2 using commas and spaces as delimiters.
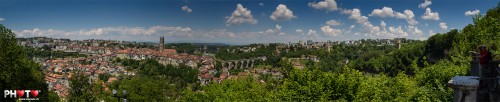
326, 44, 331, 52
203, 45, 208, 53
299, 40, 304, 47
160, 37, 164, 52
397, 39, 401, 49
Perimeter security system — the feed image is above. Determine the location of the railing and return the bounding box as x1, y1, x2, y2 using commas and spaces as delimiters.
468, 60, 500, 102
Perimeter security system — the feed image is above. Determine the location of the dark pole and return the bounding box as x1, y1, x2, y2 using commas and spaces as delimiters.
113, 89, 127, 102
112, 89, 119, 102
123, 90, 128, 102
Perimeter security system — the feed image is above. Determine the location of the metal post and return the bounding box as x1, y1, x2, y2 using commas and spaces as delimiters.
113, 89, 127, 102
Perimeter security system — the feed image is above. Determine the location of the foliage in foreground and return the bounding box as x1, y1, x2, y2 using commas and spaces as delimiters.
0, 24, 60, 101
182, 61, 467, 102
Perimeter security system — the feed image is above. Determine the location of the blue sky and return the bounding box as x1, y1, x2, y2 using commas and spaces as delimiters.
0, 0, 498, 44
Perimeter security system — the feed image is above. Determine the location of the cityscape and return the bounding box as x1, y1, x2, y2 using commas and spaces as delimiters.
1, 0, 500, 101
15, 35, 413, 100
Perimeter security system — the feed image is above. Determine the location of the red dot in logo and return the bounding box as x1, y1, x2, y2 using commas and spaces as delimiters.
16, 90, 25, 98
30, 90, 39, 97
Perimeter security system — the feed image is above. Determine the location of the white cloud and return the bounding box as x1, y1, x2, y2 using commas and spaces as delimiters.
418, 0, 432, 8
407, 26, 423, 36
422, 8, 440, 20
15, 26, 193, 37
325, 20, 342, 26
307, 29, 318, 37
259, 3, 264, 6
264, 25, 285, 35
181, 6, 192, 13
342, 9, 369, 25
401, 10, 418, 25
15, 28, 67, 37
205, 29, 236, 38
0, 18, 4, 22
465, 10, 480, 16
308, 0, 338, 11
270, 4, 296, 21
349, 25, 356, 29
380, 21, 387, 31
369, 7, 396, 17
439, 22, 448, 30
225, 4, 258, 26
428, 30, 435, 36
14, 26, 346, 44
388, 26, 408, 37
369, 7, 418, 25
342, 8, 417, 38
321, 26, 342, 37
296, 29, 304, 34
414, 27, 423, 35
342, 8, 382, 37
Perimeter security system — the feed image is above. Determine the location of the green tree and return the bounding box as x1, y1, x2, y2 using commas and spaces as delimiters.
182, 76, 277, 101
415, 60, 468, 101
68, 73, 98, 101
110, 77, 174, 101
277, 66, 362, 101
0, 24, 59, 101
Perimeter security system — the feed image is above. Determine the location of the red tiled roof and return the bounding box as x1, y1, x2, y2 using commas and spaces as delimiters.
107, 77, 118, 83
200, 74, 212, 79
161, 49, 177, 54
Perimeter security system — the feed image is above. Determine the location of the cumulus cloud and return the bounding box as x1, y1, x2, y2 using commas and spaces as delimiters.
270, 4, 296, 21
0, 18, 4, 22
278, 32, 285, 36
321, 26, 342, 37
342, 8, 381, 36
181, 6, 192, 13
407, 26, 423, 36
369, 7, 396, 17
369, 7, 418, 25
414, 28, 423, 35
418, 0, 432, 8
342, 9, 369, 25
465, 10, 480, 16
307, 29, 318, 37
325, 20, 342, 26
422, 8, 440, 20
15, 28, 67, 37
439, 22, 448, 30
296, 29, 304, 34
349, 25, 356, 29
258, 3, 264, 6
15, 26, 193, 37
308, 0, 338, 11
225, 4, 258, 26
342, 8, 418, 38
428, 30, 435, 36
380, 21, 387, 31
401, 10, 418, 25
388, 26, 408, 37
264, 25, 285, 35
205, 29, 236, 38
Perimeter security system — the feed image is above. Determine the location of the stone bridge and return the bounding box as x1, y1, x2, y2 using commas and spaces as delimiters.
287, 55, 320, 63
216, 57, 266, 69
